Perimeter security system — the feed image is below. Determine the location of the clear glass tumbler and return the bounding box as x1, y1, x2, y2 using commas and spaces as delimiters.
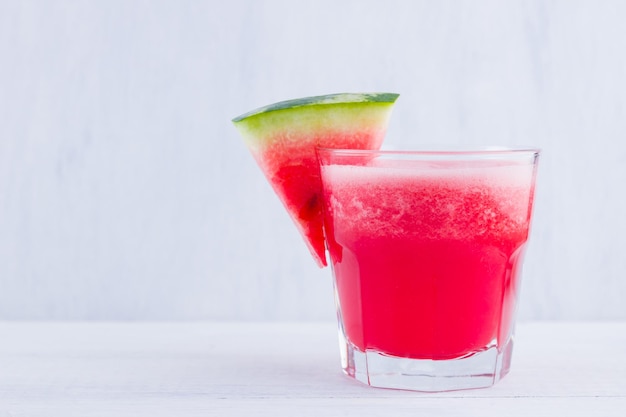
318, 148, 540, 392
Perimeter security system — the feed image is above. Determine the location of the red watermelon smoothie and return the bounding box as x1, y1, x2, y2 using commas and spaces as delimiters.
318, 148, 539, 391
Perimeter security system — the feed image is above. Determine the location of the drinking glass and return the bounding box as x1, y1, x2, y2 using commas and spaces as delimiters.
317, 148, 540, 392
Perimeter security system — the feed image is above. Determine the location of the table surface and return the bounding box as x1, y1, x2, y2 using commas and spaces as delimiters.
0, 321, 624, 416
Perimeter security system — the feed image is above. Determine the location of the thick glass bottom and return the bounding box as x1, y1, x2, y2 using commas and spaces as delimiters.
338, 330, 514, 392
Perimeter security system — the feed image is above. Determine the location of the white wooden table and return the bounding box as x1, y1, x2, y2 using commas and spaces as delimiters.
0, 321, 624, 416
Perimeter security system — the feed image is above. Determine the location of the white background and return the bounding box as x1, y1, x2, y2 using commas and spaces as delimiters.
0, 0, 624, 321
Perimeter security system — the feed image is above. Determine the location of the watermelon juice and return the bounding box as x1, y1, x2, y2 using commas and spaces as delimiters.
318, 148, 539, 391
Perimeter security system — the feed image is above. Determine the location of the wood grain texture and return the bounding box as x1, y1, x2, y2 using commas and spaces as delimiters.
0, 322, 624, 416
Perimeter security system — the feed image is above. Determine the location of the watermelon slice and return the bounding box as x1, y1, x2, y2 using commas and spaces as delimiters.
232, 93, 399, 267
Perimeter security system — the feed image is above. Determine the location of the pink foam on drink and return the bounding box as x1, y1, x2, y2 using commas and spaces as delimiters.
323, 159, 534, 241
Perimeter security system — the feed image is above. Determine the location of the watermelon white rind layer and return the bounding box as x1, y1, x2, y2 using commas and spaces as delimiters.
232, 92, 399, 267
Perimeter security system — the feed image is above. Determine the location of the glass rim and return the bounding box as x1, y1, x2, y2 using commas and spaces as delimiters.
316, 146, 541, 157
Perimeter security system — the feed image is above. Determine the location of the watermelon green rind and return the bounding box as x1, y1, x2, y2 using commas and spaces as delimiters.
232, 93, 399, 123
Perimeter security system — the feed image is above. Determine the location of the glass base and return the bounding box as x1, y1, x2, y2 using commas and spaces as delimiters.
339, 332, 514, 392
